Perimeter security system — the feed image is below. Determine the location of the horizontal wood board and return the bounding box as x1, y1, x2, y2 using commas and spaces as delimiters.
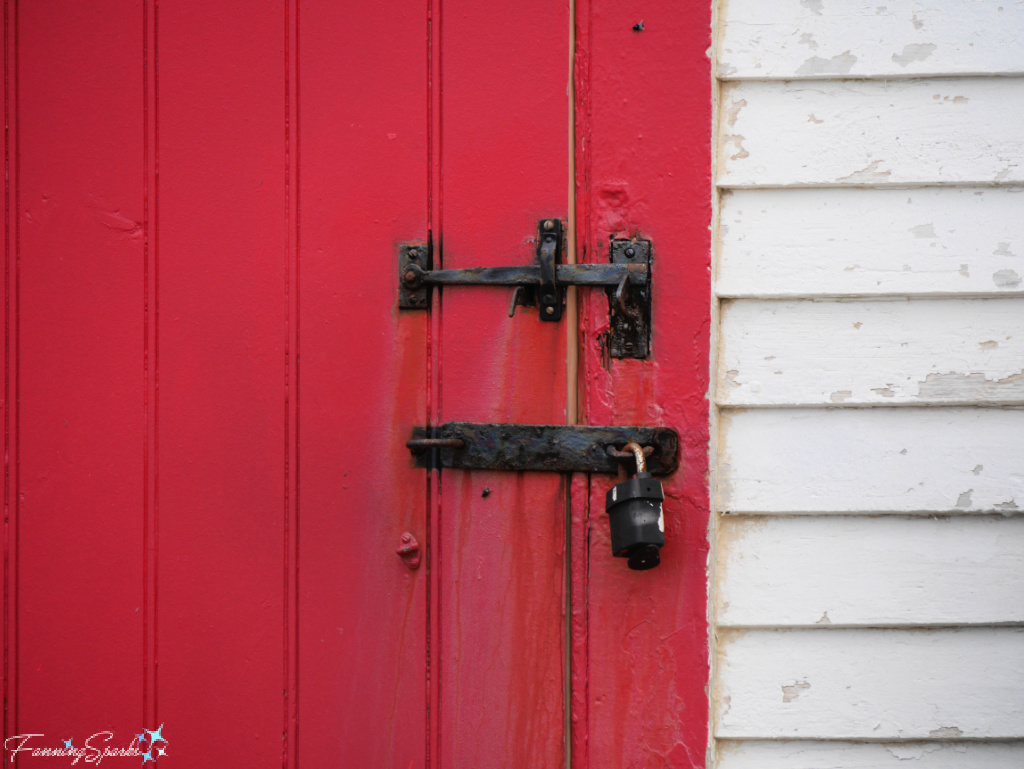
717, 740, 1024, 769
717, 514, 1024, 627
719, 0, 1024, 79
718, 298, 1024, 406
719, 407, 1024, 513
719, 78, 1024, 187
716, 628, 1024, 739
717, 186, 1024, 298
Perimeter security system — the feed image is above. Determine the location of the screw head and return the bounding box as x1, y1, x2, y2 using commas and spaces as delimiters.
625, 247, 636, 258
545, 306, 555, 315
403, 269, 418, 284
543, 220, 555, 231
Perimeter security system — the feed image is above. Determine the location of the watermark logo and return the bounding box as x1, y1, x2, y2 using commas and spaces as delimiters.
5, 725, 168, 765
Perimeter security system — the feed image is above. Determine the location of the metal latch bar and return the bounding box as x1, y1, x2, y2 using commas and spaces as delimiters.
398, 219, 653, 358
406, 423, 679, 475
402, 261, 648, 288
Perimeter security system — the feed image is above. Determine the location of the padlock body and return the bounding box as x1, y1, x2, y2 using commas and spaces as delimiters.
605, 472, 665, 570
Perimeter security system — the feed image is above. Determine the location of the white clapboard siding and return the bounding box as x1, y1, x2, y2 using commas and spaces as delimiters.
718, 79, 1024, 187
717, 515, 1024, 627
718, 298, 1024, 406
719, 0, 1024, 79
717, 187, 1024, 298
719, 407, 1024, 513
716, 628, 1024, 739
717, 740, 1024, 769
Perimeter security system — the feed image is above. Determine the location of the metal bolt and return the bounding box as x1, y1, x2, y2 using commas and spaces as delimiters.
482, 488, 491, 498
625, 247, 636, 258
403, 270, 418, 284
543, 220, 555, 231
545, 306, 555, 315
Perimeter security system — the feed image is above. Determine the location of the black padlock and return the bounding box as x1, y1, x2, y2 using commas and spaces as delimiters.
606, 443, 665, 570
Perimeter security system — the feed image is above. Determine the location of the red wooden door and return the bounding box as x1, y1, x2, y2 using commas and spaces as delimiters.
3, 2, 709, 768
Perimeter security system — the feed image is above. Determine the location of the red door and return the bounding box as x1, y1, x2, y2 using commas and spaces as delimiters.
3, 2, 709, 767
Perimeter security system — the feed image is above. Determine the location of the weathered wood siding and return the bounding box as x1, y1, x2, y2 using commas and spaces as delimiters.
712, 2, 1024, 766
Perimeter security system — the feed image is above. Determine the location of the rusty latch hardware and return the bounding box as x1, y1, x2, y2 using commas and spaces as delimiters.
406, 423, 678, 475
398, 221, 653, 357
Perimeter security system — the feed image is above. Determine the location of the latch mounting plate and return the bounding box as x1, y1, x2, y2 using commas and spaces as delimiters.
608, 238, 652, 358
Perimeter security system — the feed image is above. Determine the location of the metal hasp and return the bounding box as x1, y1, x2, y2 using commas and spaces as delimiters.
398, 221, 653, 355
406, 423, 679, 475
608, 237, 652, 359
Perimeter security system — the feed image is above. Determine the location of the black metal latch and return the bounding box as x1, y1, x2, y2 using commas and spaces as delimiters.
406, 423, 678, 475
398, 219, 653, 358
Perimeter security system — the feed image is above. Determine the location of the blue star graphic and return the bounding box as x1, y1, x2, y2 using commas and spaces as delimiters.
145, 724, 166, 745
63, 738, 74, 749
141, 749, 154, 763
135, 733, 146, 744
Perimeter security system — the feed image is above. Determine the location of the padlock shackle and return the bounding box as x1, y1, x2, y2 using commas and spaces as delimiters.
623, 441, 647, 474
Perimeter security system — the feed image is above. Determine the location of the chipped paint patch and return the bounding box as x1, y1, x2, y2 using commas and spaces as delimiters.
800, 0, 823, 15
994, 242, 1016, 257
815, 611, 832, 625
956, 490, 973, 508
830, 390, 852, 403
892, 43, 937, 66
837, 160, 891, 183
993, 269, 1021, 288
979, 340, 999, 350
908, 223, 936, 238
781, 681, 811, 703
724, 97, 746, 128
929, 726, 964, 738
917, 370, 1024, 400
796, 51, 858, 76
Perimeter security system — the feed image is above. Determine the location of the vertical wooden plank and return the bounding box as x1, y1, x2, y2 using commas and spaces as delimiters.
437, 2, 569, 765
142, 0, 159, 741
282, 0, 298, 766
296, 0, 428, 765
15, 0, 145, 739
4, 0, 18, 744
576, 0, 712, 766
157, 3, 287, 764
